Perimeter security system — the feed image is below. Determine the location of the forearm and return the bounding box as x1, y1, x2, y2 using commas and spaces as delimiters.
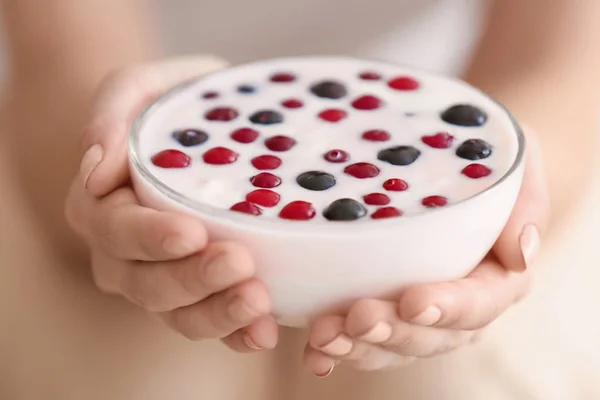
463, 0, 600, 231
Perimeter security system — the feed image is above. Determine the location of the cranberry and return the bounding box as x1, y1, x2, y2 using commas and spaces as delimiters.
250, 172, 281, 188
202, 91, 219, 99
359, 71, 382, 80
363, 193, 390, 206
279, 201, 316, 220
251, 155, 282, 170
246, 189, 281, 207
323, 149, 350, 163
270, 72, 296, 82
387, 76, 420, 91
344, 162, 380, 179
318, 109, 347, 122
151, 149, 191, 168
371, 207, 403, 219
422, 195, 448, 208
230, 201, 262, 216
281, 99, 304, 109
202, 147, 239, 165
383, 178, 408, 192
351, 95, 383, 110
205, 107, 239, 121
421, 132, 455, 149
230, 127, 259, 143
461, 163, 492, 179
362, 129, 390, 142
264, 135, 296, 152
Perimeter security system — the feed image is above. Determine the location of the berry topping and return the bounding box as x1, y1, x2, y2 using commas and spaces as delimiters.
387, 76, 420, 91
371, 207, 403, 219
279, 201, 316, 220
310, 81, 347, 99
264, 135, 296, 152
245, 189, 281, 207
363, 193, 390, 206
456, 139, 492, 160
151, 149, 191, 168
351, 95, 383, 110
202, 91, 219, 99
251, 155, 282, 170
441, 104, 487, 127
230, 201, 262, 215
202, 147, 239, 165
296, 171, 336, 191
270, 72, 296, 83
421, 132, 454, 149
461, 163, 492, 179
230, 127, 259, 143
422, 195, 448, 208
344, 162, 380, 179
323, 149, 350, 163
318, 109, 347, 122
359, 71, 382, 80
323, 198, 367, 221
237, 85, 256, 94
250, 172, 281, 188
281, 99, 304, 109
362, 129, 390, 142
172, 129, 209, 147
377, 146, 421, 166
383, 178, 408, 191
249, 110, 284, 125
205, 107, 239, 121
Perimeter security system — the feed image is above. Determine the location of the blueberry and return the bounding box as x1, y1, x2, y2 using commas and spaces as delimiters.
237, 85, 256, 94
249, 110, 284, 125
456, 139, 492, 160
323, 198, 367, 221
377, 146, 421, 166
172, 129, 209, 147
441, 104, 487, 127
296, 171, 336, 191
310, 81, 347, 99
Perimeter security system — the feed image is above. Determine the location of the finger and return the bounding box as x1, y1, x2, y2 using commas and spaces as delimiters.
80, 55, 229, 197
162, 278, 270, 340
303, 347, 337, 378
221, 315, 279, 353
493, 127, 550, 271
397, 257, 532, 330
89, 187, 207, 261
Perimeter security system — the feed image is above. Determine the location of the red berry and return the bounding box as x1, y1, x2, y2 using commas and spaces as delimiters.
363, 193, 390, 206
461, 163, 492, 179
151, 149, 191, 168
344, 162, 380, 179
383, 178, 408, 192
318, 109, 347, 122
279, 201, 316, 220
371, 207, 403, 219
251, 155, 282, 170
387, 76, 420, 91
231, 127, 259, 143
202, 91, 219, 99
264, 135, 296, 152
362, 129, 390, 142
323, 149, 350, 163
281, 99, 304, 109
359, 71, 382, 80
422, 195, 448, 208
270, 72, 296, 82
351, 95, 383, 110
250, 172, 281, 188
245, 189, 280, 207
205, 107, 239, 121
230, 201, 262, 215
202, 147, 239, 165
421, 132, 454, 149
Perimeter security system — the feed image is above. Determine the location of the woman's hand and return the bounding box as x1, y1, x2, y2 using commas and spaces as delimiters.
304, 128, 550, 376
65, 56, 279, 352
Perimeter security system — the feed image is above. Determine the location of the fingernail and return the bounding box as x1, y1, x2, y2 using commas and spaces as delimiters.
162, 235, 193, 255
315, 363, 336, 378
411, 306, 441, 326
80, 144, 104, 189
243, 333, 262, 350
519, 224, 540, 270
358, 321, 393, 343
319, 334, 353, 356
228, 297, 261, 321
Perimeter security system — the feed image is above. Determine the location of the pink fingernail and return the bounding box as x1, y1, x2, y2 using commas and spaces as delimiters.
319, 334, 353, 356
80, 144, 103, 189
411, 306, 441, 326
519, 224, 540, 270
243, 333, 262, 350
315, 363, 336, 378
358, 322, 392, 343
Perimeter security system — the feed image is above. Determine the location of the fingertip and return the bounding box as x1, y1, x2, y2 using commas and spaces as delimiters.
308, 315, 345, 349
345, 299, 385, 337
234, 279, 272, 317
303, 347, 337, 378
397, 285, 446, 326
245, 316, 279, 350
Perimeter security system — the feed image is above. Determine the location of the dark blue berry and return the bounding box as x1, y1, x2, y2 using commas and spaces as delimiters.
377, 146, 421, 166
237, 85, 256, 94
249, 110, 284, 125
172, 129, 209, 147
296, 171, 336, 191
310, 81, 347, 99
441, 104, 487, 127
323, 198, 367, 221
456, 139, 492, 160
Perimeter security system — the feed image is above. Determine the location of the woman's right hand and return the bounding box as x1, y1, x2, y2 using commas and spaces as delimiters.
65, 56, 279, 352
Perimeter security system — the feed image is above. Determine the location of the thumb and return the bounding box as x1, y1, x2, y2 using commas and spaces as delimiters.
493, 126, 550, 272
79, 55, 229, 197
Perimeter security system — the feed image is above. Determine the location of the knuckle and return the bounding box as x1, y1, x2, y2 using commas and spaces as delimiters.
170, 310, 208, 341
125, 267, 172, 312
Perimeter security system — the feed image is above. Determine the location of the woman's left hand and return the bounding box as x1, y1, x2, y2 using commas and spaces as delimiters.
304, 128, 551, 376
